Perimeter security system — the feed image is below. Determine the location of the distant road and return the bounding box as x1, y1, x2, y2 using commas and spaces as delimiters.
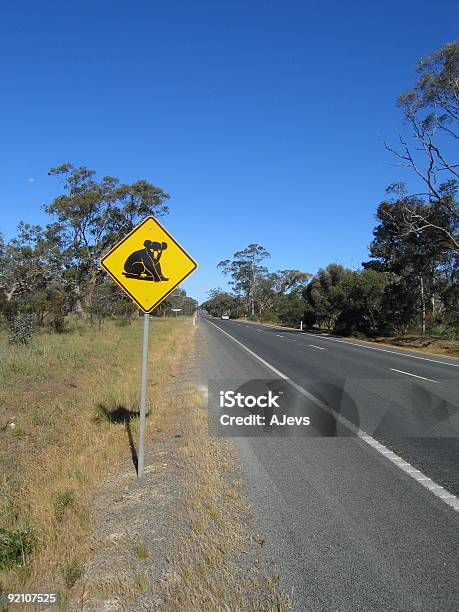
199, 314, 459, 611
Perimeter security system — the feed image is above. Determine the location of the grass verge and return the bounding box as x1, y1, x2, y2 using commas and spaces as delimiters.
68, 324, 291, 610
0, 317, 190, 606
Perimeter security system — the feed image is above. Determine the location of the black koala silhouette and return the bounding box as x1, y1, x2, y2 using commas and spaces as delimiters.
123, 240, 169, 281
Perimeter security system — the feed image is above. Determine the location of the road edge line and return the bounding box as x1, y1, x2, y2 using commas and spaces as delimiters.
301, 333, 459, 368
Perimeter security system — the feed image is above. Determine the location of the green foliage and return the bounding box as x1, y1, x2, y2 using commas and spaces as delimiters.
201, 289, 243, 318
301, 267, 391, 336
54, 490, 76, 522
218, 244, 271, 317
211, 252, 309, 323
114, 316, 133, 327
302, 307, 317, 328
274, 287, 305, 325
302, 264, 348, 328
27, 285, 71, 332
0, 224, 55, 305
88, 282, 137, 324
270, 270, 311, 294
7, 313, 37, 344
133, 573, 150, 593
135, 543, 150, 560
332, 269, 388, 336
378, 277, 418, 335
155, 287, 198, 317
398, 41, 458, 130
62, 559, 84, 588
0, 527, 35, 569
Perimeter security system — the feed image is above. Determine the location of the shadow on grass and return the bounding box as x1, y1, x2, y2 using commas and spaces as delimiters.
95, 404, 150, 475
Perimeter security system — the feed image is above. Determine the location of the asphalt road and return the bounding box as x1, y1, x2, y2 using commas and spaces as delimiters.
198, 314, 459, 611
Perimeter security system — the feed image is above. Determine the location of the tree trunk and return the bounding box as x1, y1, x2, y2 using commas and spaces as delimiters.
2, 283, 19, 302
73, 285, 87, 319
84, 269, 99, 311
420, 274, 426, 335
251, 262, 256, 316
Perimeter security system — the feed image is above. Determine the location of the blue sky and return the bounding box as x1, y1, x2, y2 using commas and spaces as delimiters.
0, 0, 457, 303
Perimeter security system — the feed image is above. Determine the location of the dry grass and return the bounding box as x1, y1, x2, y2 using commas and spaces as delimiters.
0, 316, 290, 610
0, 317, 190, 606
65, 325, 291, 611
161, 358, 291, 611
352, 334, 459, 358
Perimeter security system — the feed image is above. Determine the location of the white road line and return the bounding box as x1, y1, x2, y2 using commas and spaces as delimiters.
257, 328, 263, 332
276, 334, 284, 337
391, 368, 438, 383
303, 332, 459, 368
309, 344, 325, 350
205, 319, 458, 512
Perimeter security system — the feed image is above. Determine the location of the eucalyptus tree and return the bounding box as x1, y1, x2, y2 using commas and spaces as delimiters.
44, 163, 170, 316
201, 288, 244, 318
0, 223, 57, 303
383, 42, 458, 252
218, 244, 271, 316
366, 43, 459, 334
302, 264, 349, 329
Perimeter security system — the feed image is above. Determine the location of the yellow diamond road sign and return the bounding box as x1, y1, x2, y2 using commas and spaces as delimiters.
100, 216, 197, 313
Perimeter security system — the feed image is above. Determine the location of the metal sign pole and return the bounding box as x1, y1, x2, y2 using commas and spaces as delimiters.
137, 313, 150, 479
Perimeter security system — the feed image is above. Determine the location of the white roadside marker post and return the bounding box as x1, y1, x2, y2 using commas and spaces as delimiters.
300, 320, 303, 331
137, 313, 150, 479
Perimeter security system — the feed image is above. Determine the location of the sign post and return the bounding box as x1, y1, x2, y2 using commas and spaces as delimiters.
99, 216, 197, 480
137, 313, 149, 478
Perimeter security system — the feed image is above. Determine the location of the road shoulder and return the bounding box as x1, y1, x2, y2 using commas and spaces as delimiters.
71, 323, 290, 611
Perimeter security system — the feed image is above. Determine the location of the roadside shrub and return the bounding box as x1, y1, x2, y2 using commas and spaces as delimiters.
54, 489, 76, 522
115, 317, 132, 327
92, 404, 111, 424
135, 543, 150, 560
333, 309, 375, 337
0, 527, 35, 569
62, 559, 84, 588
430, 324, 457, 340
7, 313, 37, 344
302, 308, 317, 328
52, 316, 67, 333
